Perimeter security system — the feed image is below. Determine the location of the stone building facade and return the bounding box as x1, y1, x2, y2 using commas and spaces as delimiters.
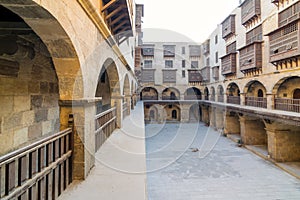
139, 0, 300, 164
0, 0, 141, 198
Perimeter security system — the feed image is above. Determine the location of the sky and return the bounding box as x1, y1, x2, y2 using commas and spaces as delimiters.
135, 0, 240, 43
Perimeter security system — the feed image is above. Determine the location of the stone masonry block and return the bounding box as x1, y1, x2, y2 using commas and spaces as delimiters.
48, 107, 59, 120
42, 120, 53, 135
14, 95, 30, 112
0, 96, 13, 116
0, 131, 14, 156
31, 95, 43, 109
28, 123, 42, 139
35, 109, 48, 123
14, 127, 28, 147
21, 110, 35, 127
3, 113, 22, 131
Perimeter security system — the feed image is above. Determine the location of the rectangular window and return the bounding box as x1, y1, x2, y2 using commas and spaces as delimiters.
182, 47, 186, 54
163, 45, 175, 57
182, 60, 186, 68
144, 60, 153, 68
191, 61, 199, 68
189, 45, 201, 57
182, 70, 185, 78
215, 35, 218, 44
226, 42, 236, 54
165, 60, 173, 68
142, 45, 155, 56
215, 52, 219, 63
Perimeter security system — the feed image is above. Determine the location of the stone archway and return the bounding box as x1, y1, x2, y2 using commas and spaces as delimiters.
189, 104, 202, 122
244, 80, 267, 108
184, 87, 202, 100
217, 85, 224, 102
272, 76, 300, 113
293, 89, 300, 99
123, 74, 131, 115
210, 87, 216, 101
226, 82, 240, 104
162, 87, 180, 100
140, 87, 158, 100
204, 87, 209, 100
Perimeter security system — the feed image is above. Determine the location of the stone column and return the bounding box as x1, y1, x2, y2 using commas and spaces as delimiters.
125, 95, 131, 115
209, 107, 216, 128
215, 108, 224, 130
265, 123, 300, 162
180, 103, 190, 123
59, 98, 100, 180
111, 95, 123, 128
224, 112, 240, 135
239, 116, 267, 145
266, 93, 275, 110
240, 93, 246, 106
201, 105, 210, 125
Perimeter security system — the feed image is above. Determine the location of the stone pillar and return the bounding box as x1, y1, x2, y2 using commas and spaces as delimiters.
158, 93, 162, 100
215, 108, 224, 130
266, 93, 275, 110
59, 98, 100, 180
180, 104, 190, 123
111, 95, 123, 128
209, 107, 216, 128
265, 123, 300, 162
125, 95, 131, 115
239, 116, 267, 145
180, 94, 185, 101
224, 112, 240, 135
201, 105, 210, 125
240, 93, 246, 106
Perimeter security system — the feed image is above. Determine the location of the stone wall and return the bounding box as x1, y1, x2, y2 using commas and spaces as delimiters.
0, 42, 60, 156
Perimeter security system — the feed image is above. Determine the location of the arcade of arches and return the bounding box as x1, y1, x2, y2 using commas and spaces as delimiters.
141, 76, 300, 163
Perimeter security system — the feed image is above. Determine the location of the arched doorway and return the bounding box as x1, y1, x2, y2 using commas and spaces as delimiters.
172, 110, 177, 119
184, 87, 202, 100
140, 87, 158, 100
273, 76, 300, 113
162, 87, 180, 100
210, 87, 216, 101
227, 83, 240, 105
189, 104, 202, 122
244, 81, 267, 108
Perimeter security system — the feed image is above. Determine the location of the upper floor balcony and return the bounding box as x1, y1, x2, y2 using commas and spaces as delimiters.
238, 41, 262, 73
101, 0, 134, 40
222, 15, 236, 39
201, 66, 211, 83
221, 53, 237, 75
241, 0, 261, 26
268, 21, 300, 64
278, 1, 300, 28
188, 69, 202, 84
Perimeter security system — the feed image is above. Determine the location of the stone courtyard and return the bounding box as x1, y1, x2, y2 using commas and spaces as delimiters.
146, 123, 300, 200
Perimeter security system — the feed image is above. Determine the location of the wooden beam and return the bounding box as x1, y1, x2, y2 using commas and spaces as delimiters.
101, 0, 118, 12
105, 5, 126, 20
110, 13, 127, 26
112, 21, 127, 32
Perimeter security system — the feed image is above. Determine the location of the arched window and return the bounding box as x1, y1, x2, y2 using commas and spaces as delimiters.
172, 110, 177, 119
257, 89, 263, 97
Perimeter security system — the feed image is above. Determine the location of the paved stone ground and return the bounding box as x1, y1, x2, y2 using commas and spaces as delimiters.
146, 123, 300, 200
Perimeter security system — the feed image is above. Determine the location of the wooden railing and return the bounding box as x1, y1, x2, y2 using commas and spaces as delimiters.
218, 95, 224, 102
275, 98, 300, 113
95, 107, 116, 152
227, 96, 241, 105
123, 102, 128, 119
0, 129, 73, 200
184, 95, 201, 100
141, 95, 158, 100
245, 97, 267, 108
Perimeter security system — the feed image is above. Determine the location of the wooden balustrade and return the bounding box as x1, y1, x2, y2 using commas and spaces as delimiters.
245, 97, 267, 108
0, 128, 73, 200
217, 95, 224, 102
95, 107, 117, 152
123, 102, 128, 119
227, 96, 241, 105
275, 98, 300, 113
141, 95, 158, 100
184, 95, 201, 100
